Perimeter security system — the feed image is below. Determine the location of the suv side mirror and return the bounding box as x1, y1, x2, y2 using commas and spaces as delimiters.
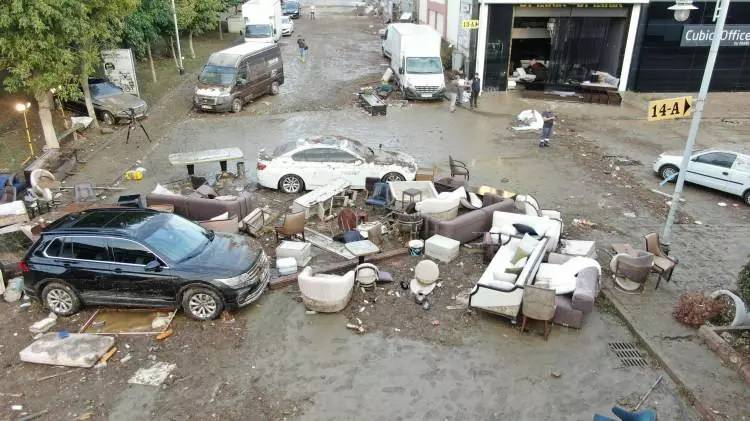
145, 260, 162, 272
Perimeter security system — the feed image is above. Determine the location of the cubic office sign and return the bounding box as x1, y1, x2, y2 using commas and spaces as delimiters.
681, 25, 750, 47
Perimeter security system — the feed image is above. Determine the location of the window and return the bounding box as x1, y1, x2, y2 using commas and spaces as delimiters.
292, 148, 357, 163
323, 149, 358, 163
249, 59, 267, 79
292, 149, 322, 162
110, 239, 157, 266
44, 238, 64, 257
69, 237, 109, 261
694, 152, 736, 168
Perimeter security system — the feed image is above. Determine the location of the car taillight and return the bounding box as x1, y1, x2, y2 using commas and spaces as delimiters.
19, 260, 30, 273
257, 162, 267, 171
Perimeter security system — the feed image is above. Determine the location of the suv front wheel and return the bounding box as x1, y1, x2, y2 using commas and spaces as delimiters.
182, 287, 224, 320
42, 282, 81, 317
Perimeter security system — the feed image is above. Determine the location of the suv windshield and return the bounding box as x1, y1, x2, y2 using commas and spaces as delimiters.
199, 65, 236, 86
246, 24, 272, 38
405, 57, 443, 74
137, 214, 211, 262
90, 83, 123, 98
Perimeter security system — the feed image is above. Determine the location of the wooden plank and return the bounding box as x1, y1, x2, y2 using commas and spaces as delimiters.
270, 248, 409, 289
304, 227, 356, 259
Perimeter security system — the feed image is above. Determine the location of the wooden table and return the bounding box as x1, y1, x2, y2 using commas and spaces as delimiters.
168, 147, 244, 176
345, 240, 380, 264
292, 179, 350, 221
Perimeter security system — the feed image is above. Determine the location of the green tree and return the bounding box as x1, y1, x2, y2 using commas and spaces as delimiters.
77, 0, 138, 128
123, 0, 172, 83
178, 0, 224, 59
0, 0, 87, 149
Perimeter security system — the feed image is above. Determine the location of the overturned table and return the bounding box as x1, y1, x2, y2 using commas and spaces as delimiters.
168, 147, 244, 176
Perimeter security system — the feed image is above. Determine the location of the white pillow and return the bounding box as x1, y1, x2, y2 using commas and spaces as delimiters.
514, 257, 528, 269
486, 280, 516, 291
518, 234, 539, 255
493, 268, 518, 283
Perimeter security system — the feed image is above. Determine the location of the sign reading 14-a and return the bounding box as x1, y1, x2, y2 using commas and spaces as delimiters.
648, 96, 693, 121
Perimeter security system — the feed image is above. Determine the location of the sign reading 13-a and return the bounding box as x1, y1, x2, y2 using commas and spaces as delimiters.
648, 96, 693, 121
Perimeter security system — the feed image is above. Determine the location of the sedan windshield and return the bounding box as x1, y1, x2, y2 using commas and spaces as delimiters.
138, 214, 210, 263
246, 24, 272, 38
405, 57, 443, 74
90, 83, 123, 99
199, 65, 235, 86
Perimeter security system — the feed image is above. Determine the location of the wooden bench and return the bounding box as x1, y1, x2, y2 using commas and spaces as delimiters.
168, 147, 244, 176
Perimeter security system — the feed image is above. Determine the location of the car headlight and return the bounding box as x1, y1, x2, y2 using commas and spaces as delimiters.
215, 272, 255, 288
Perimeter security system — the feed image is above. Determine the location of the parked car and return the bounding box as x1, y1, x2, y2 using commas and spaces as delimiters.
257, 135, 418, 193
20, 208, 270, 320
62, 78, 148, 125
653, 148, 750, 205
281, 15, 294, 36
283, 1, 300, 18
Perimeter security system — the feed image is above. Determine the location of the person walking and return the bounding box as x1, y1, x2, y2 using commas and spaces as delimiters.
470, 73, 481, 109
540, 110, 555, 147
310, 4, 315, 19
297, 36, 307, 62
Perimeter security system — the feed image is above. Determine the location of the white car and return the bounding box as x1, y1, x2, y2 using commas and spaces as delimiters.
653, 148, 750, 205
257, 136, 418, 193
281, 16, 294, 36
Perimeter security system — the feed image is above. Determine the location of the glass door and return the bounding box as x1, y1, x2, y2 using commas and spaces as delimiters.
484, 5, 514, 90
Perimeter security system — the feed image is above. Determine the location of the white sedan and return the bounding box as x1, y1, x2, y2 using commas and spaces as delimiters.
257, 136, 418, 193
281, 16, 294, 36
653, 148, 750, 205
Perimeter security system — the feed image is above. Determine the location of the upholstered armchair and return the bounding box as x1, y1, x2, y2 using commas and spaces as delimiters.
298, 266, 355, 313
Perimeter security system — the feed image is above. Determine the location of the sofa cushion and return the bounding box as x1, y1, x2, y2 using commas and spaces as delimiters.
493, 267, 517, 283
572, 267, 599, 313
553, 296, 584, 328
513, 223, 538, 236
485, 280, 516, 291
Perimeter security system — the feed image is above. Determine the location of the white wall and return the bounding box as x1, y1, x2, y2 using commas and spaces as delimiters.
445, 0, 460, 45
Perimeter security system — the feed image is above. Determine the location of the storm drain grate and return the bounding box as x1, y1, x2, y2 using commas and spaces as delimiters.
608, 342, 648, 367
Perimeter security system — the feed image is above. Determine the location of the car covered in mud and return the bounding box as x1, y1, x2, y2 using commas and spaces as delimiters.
257, 136, 418, 193
21, 208, 270, 321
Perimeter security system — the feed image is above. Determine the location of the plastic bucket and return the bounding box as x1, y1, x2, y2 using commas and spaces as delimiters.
408, 240, 424, 256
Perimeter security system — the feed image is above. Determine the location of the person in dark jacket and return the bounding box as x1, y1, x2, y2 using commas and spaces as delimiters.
470, 73, 481, 108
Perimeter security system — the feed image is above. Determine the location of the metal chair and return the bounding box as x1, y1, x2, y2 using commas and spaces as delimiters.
644, 232, 678, 289
449, 156, 470, 180
610, 251, 654, 294
365, 182, 393, 209
274, 211, 306, 243
520, 285, 556, 340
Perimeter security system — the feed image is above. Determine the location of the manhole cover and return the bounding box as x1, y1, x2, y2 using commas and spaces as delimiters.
608, 342, 648, 367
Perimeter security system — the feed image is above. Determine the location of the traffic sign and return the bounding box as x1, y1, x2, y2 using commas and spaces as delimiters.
462, 19, 479, 29
648, 96, 693, 121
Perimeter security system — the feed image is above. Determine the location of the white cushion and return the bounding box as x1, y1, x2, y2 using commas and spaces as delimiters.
493, 266, 517, 283
485, 280, 516, 291
518, 234, 539, 255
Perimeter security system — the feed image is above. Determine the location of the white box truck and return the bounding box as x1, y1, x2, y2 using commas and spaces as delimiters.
381, 24, 445, 100
242, 0, 282, 43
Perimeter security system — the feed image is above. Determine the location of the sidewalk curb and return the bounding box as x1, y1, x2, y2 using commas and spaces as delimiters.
601, 287, 717, 421
698, 325, 750, 385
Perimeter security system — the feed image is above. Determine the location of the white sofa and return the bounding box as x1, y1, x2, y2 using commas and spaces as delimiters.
469, 235, 549, 322
516, 194, 561, 220
298, 267, 355, 313
491, 211, 562, 252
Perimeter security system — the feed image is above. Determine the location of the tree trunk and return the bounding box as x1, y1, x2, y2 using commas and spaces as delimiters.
147, 44, 157, 83
218, 18, 223, 40
188, 31, 195, 59
169, 36, 179, 69
79, 64, 100, 129
35, 91, 59, 149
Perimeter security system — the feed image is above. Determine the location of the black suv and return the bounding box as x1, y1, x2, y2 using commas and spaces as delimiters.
21, 208, 270, 320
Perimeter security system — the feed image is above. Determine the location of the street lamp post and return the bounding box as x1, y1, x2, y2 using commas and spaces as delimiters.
14, 102, 35, 160
170, 0, 185, 75
660, 0, 731, 254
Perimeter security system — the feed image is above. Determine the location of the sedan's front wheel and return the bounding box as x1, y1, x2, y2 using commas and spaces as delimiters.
279, 174, 304, 194
101, 111, 116, 126
743, 189, 750, 206
659, 165, 679, 182
182, 287, 224, 321
381, 172, 406, 183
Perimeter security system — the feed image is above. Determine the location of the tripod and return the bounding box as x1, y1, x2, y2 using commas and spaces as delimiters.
125, 108, 153, 144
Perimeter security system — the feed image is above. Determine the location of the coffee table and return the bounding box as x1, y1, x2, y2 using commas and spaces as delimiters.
345, 240, 380, 264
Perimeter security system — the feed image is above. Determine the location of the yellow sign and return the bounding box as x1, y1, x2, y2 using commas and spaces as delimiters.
462, 19, 479, 29
648, 96, 693, 121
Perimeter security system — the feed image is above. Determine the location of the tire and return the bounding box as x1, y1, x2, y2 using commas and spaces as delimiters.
279, 174, 304, 193
101, 111, 116, 126
381, 172, 406, 183
382, 47, 387, 58
659, 164, 679, 182
743, 189, 750, 206
270, 81, 280, 95
181, 287, 224, 321
42, 282, 81, 317
230, 98, 242, 113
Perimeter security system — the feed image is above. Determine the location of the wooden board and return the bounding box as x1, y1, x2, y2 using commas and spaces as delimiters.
304, 227, 356, 260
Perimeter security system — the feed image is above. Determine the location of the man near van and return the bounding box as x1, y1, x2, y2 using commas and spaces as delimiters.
470, 73, 481, 109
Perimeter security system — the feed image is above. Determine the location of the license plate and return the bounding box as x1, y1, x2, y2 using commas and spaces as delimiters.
421, 94, 432, 98
201, 105, 212, 109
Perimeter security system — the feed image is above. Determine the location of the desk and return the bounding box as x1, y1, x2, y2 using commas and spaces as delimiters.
168, 148, 244, 176
345, 240, 380, 264
292, 179, 350, 221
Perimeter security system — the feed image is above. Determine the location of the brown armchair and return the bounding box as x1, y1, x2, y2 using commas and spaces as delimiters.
520, 285, 556, 340
610, 251, 654, 294
449, 156, 470, 180
644, 232, 678, 289
275, 211, 306, 243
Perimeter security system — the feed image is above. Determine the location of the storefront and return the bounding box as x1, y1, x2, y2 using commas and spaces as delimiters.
475, 0, 647, 92
630, 0, 750, 91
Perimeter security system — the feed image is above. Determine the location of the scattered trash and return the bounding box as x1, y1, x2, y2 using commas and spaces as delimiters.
512, 110, 543, 131
20, 333, 115, 368
156, 329, 174, 341
422, 301, 431, 310
128, 362, 177, 386
572, 218, 596, 228
11, 405, 23, 411
120, 354, 132, 363
717, 202, 727, 207
346, 323, 365, 333
623, 212, 636, 218
358, 306, 366, 313
29, 313, 58, 334
431, 320, 440, 326
305, 310, 317, 315
97, 346, 118, 366
551, 371, 562, 378
151, 315, 171, 330
3, 277, 24, 302
36, 368, 79, 382
694, 220, 703, 225
394, 328, 401, 332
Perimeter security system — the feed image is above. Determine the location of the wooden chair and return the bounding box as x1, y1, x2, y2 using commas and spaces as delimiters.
449, 156, 470, 180
274, 211, 306, 243
520, 285, 556, 340
644, 232, 678, 289
611, 251, 654, 294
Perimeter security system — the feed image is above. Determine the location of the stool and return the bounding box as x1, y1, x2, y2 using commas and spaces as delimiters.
402, 188, 422, 209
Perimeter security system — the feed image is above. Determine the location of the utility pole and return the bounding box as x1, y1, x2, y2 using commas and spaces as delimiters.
171, 0, 185, 75
661, 0, 731, 253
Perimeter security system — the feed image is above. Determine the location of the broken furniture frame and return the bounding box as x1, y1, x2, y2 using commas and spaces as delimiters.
241, 207, 276, 237
292, 179, 350, 222
168, 147, 244, 177
78, 309, 176, 336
